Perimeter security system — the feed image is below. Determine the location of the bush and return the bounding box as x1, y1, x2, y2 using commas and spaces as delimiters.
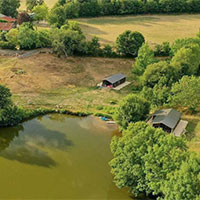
116, 30, 145, 57
114, 94, 150, 130
0, 41, 16, 50
154, 42, 171, 56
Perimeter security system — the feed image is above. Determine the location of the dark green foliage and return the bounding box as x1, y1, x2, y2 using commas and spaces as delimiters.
170, 44, 200, 76
110, 122, 188, 197
50, 0, 200, 19
169, 76, 200, 112
161, 153, 200, 200
116, 30, 145, 57
0, 0, 20, 17
154, 42, 171, 56
114, 94, 150, 130
0, 105, 24, 127
85, 36, 101, 56
0, 41, 16, 50
142, 61, 178, 88
0, 85, 12, 109
51, 28, 86, 56
140, 84, 170, 108
133, 43, 154, 75
170, 37, 200, 56
48, 6, 66, 28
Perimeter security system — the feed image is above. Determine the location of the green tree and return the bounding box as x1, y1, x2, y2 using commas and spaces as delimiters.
33, 3, 48, 22
170, 44, 200, 76
0, 85, 12, 109
26, 0, 44, 11
51, 28, 85, 57
0, 0, 20, 17
116, 30, 145, 57
133, 43, 154, 75
5, 28, 19, 47
162, 153, 200, 200
142, 61, 178, 88
110, 122, 188, 197
114, 94, 150, 130
169, 76, 200, 112
48, 6, 66, 28
18, 24, 38, 49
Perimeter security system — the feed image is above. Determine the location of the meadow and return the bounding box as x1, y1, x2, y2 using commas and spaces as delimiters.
76, 14, 200, 45
0, 54, 133, 114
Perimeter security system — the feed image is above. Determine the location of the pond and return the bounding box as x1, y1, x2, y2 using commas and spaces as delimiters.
0, 114, 133, 199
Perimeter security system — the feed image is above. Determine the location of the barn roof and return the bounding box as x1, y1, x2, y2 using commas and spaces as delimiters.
152, 108, 181, 129
0, 22, 14, 31
103, 73, 126, 84
1, 16, 16, 22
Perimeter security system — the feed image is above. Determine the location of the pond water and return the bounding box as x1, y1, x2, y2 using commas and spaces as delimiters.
0, 114, 133, 199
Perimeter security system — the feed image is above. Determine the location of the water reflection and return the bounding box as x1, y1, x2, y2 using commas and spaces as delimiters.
0, 118, 73, 168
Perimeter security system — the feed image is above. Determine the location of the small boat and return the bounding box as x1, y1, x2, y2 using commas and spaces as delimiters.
100, 117, 108, 121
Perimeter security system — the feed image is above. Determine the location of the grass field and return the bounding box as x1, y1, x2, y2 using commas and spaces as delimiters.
0, 54, 133, 114
75, 14, 200, 45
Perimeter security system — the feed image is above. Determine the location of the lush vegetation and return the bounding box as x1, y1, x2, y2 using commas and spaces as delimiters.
110, 29, 200, 199
50, 0, 200, 19
110, 122, 200, 199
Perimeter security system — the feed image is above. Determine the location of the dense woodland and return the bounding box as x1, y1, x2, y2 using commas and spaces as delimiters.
0, 0, 200, 200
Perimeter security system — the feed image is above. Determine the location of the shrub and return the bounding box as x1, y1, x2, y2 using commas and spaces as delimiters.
116, 30, 145, 57
114, 94, 150, 129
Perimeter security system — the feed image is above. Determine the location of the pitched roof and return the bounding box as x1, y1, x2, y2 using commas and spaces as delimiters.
0, 22, 14, 31
1, 16, 16, 22
103, 73, 126, 84
152, 109, 181, 129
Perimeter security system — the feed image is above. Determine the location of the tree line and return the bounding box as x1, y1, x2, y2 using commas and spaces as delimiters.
51, 0, 200, 19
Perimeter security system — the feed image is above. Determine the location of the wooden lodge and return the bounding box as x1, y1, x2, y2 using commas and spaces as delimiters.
148, 108, 188, 137
103, 73, 126, 88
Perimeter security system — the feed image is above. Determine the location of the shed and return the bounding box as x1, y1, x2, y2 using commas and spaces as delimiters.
148, 108, 188, 136
103, 73, 126, 88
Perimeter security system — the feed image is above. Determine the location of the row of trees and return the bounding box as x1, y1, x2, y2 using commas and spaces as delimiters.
110, 31, 200, 200
0, 21, 145, 58
51, 0, 200, 19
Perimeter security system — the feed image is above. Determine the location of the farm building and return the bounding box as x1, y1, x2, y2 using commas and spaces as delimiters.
148, 108, 188, 136
0, 13, 16, 31
103, 73, 126, 88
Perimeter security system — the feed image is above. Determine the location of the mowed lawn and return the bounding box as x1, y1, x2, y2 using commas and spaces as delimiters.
75, 14, 200, 45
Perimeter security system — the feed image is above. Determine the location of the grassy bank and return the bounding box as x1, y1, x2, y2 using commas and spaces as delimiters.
75, 14, 200, 45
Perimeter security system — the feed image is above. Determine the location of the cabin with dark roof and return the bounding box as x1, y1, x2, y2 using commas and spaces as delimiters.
148, 108, 188, 136
103, 73, 126, 88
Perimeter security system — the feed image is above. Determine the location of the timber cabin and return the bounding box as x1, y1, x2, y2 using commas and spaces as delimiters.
148, 108, 188, 137
103, 73, 126, 88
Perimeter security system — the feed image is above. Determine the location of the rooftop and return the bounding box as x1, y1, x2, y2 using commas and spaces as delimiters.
103, 73, 126, 84
0, 22, 14, 31
152, 108, 181, 129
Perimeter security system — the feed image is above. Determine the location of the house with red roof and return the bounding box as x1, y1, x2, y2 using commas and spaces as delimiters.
0, 13, 16, 31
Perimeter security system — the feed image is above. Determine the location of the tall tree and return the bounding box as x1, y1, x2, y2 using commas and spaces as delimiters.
114, 94, 150, 130
110, 122, 188, 197
116, 30, 145, 57
0, 0, 20, 18
169, 76, 200, 112
133, 42, 154, 75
